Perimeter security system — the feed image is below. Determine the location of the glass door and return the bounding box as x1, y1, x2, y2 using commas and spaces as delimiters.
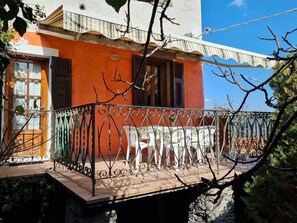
5, 59, 48, 159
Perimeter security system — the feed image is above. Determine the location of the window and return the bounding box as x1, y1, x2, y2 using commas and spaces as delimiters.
6, 56, 72, 113
3, 59, 49, 158
3, 57, 72, 158
145, 60, 163, 106
132, 55, 184, 108
7, 61, 45, 130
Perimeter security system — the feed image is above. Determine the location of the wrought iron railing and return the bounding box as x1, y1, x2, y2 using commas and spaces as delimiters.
54, 103, 273, 196
0, 109, 54, 165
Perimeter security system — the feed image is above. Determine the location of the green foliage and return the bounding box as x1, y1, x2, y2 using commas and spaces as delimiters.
243, 167, 297, 222
0, 0, 35, 101
243, 58, 297, 222
0, 1, 40, 68
270, 60, 297, 104
0, 1, 43, 111
0, 22, 14, 76
0, 0, 36, 36
0, 23, 14, 43
169, 111, 176, 122
15, 104, 24, 114
105, 0, 127, 13
0, 1, 45, 76
0, 177, 54, 222
12, 16, 27, 36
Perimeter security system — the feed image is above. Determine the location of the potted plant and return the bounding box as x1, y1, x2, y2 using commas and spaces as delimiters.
169, 112, 176, 124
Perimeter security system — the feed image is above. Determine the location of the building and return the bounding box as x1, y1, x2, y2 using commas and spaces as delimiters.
2, 0, 274, 163
1, 1, 276, 221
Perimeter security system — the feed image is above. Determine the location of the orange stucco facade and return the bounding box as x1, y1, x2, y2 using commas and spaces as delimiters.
22, 32, 204, 109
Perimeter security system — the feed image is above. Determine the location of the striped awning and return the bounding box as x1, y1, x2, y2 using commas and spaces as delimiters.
39, 6, 276, 69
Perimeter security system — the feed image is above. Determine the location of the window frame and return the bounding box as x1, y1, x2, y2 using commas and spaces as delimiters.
132, 55, 184, 108
5, 58, 48, 131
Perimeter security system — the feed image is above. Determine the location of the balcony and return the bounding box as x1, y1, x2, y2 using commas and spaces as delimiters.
53, 103, 272, 197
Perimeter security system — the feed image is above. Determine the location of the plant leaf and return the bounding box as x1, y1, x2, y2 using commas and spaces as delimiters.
0, 40, 5, 51
0, 52, 11, 70
0, 8, 6, 20
15, 105, 25, 114
105, 0, 127, 13
21, 5, 34, 22
6, 1, 19, 20
13, 16, 27, 36
33, 99, 38, 109
1, 20, 8, 32
2, 203, 12, 212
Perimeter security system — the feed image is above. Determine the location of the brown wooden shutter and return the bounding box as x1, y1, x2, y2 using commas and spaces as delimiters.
173, 62, 184, 108
51, 57, 72, 110
132, 55, 147, 106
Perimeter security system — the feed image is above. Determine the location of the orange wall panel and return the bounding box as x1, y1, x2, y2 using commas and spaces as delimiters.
23, 32, 136, 106
176, 58, 204, 109
19, 32, 205, 157
23, 32, 204, 109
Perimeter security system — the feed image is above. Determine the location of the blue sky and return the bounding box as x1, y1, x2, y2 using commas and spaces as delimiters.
201, 0, 297, 111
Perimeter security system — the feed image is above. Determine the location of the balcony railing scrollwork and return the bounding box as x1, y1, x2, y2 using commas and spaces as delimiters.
54, 103, 273, 196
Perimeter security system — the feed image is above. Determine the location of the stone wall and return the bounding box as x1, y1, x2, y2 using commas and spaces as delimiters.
60, 181, 236, 223
188, 183, 235, 223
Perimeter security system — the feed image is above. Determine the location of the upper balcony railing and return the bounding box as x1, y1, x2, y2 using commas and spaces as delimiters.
54, 103, 273, 195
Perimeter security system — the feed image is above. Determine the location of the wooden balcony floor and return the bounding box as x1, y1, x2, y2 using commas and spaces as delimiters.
0, 162, 54, 178
47, 159, 255, 205
0, 160, 255, 205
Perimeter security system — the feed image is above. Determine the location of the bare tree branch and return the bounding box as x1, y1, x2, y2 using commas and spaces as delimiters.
96, 0, 177, 104
175, 28, 297, 205
159, 0, 179, 40
116, 0, 132, 36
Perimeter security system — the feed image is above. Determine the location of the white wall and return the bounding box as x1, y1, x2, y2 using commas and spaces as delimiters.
24, 0, 202, 37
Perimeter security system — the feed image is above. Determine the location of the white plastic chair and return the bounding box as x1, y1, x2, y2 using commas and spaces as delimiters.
164, 127, 191, 168
123, 126, 156, 168
187, 126, 216, 163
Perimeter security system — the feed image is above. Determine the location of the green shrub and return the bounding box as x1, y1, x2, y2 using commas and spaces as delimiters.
0, 176, 54, 223
243, 58, 297, 222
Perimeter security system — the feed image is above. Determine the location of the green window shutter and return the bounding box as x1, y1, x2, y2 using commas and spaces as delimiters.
51, 56, 72, 110
132, 55, 147, 106
173, 62, 184, 108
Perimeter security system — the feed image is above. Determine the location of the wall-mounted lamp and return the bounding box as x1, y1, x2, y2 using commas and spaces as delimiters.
111, 54, 120, 61
79, 2, 86, 10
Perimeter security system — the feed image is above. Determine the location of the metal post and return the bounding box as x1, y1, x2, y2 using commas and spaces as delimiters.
0, 85, 3, 142
91, 104, 96, 196
53, 111, 56, 171
215, 111, 220, 174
